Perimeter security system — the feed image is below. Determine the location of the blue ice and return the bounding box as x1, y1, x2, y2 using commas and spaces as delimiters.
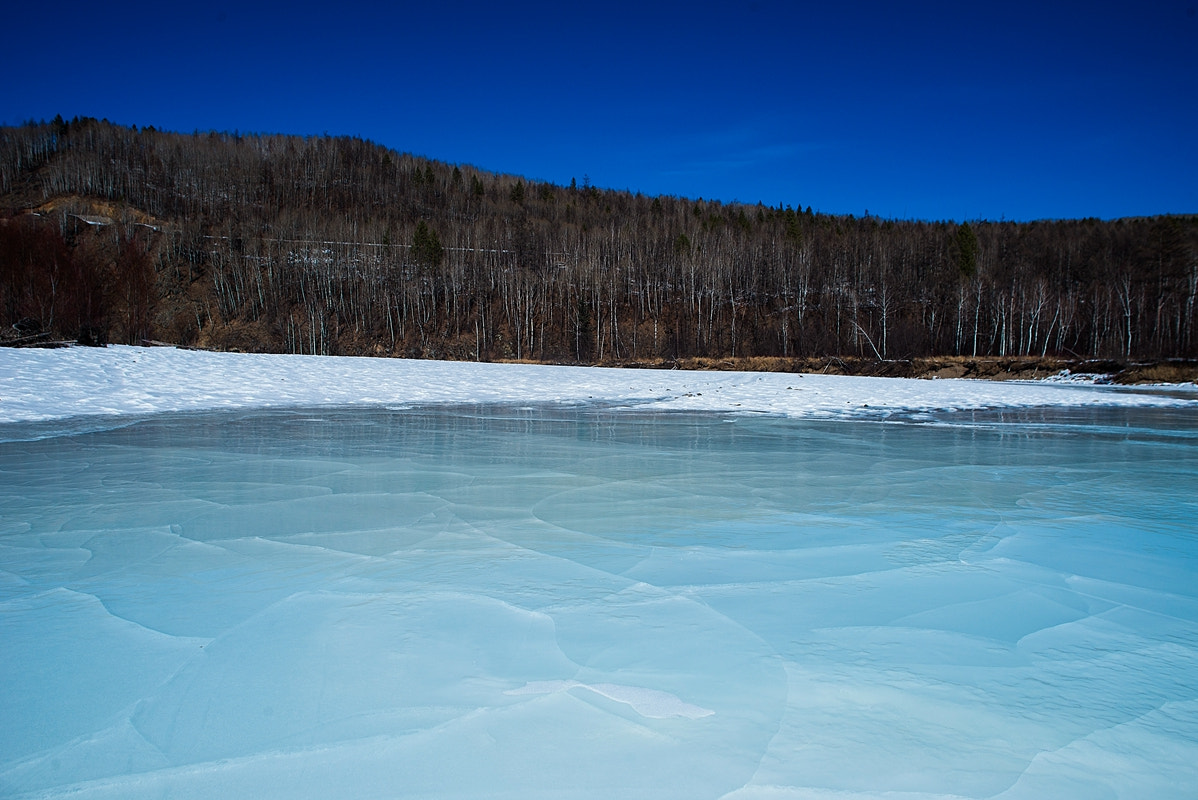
1, 405, 1196, 798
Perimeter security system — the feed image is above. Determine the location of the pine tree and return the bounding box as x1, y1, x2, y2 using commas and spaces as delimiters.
411, 221, 443, 270
955, 222, 979, 278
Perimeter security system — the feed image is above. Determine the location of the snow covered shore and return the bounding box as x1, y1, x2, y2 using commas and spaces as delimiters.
1, 344, 1195, 425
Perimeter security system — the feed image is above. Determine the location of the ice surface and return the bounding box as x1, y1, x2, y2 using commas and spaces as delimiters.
1, 350, 1197, 798
505, 680, 714, 719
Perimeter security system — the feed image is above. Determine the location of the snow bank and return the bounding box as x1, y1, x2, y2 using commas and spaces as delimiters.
1, 345, 1194, 424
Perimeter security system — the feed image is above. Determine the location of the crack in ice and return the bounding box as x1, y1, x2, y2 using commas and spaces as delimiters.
505, 680, 714, 719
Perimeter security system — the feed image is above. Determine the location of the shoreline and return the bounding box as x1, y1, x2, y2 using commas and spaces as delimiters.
2, 345, 1195, 427
6, 336, 1197, 385
540, 354, 1198, 385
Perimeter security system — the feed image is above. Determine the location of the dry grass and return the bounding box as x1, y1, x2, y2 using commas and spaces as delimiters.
1112, 362, 1198, 385
521, 354, 1197, 384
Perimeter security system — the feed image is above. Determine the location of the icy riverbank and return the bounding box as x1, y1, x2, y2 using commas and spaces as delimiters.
2, 345, 1194, 424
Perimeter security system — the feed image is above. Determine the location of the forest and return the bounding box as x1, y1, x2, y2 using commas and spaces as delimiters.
2, 116, 1196, 367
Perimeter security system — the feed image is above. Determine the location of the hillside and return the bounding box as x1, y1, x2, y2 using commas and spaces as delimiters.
2, 117, 1196, 372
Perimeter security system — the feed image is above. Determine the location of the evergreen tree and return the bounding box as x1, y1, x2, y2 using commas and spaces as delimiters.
955, 222, 979, 278
411, 221, 443, 270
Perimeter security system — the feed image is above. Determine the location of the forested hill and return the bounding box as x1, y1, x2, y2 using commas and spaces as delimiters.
2, 117, 1196, 366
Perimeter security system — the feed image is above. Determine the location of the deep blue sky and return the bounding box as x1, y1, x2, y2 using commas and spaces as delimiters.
3, 1, 1195, 221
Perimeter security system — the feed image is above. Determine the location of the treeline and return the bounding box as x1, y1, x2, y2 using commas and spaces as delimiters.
2, 116, 1195, 361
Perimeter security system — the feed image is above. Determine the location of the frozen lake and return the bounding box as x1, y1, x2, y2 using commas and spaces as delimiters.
2, 402, 1197, 798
